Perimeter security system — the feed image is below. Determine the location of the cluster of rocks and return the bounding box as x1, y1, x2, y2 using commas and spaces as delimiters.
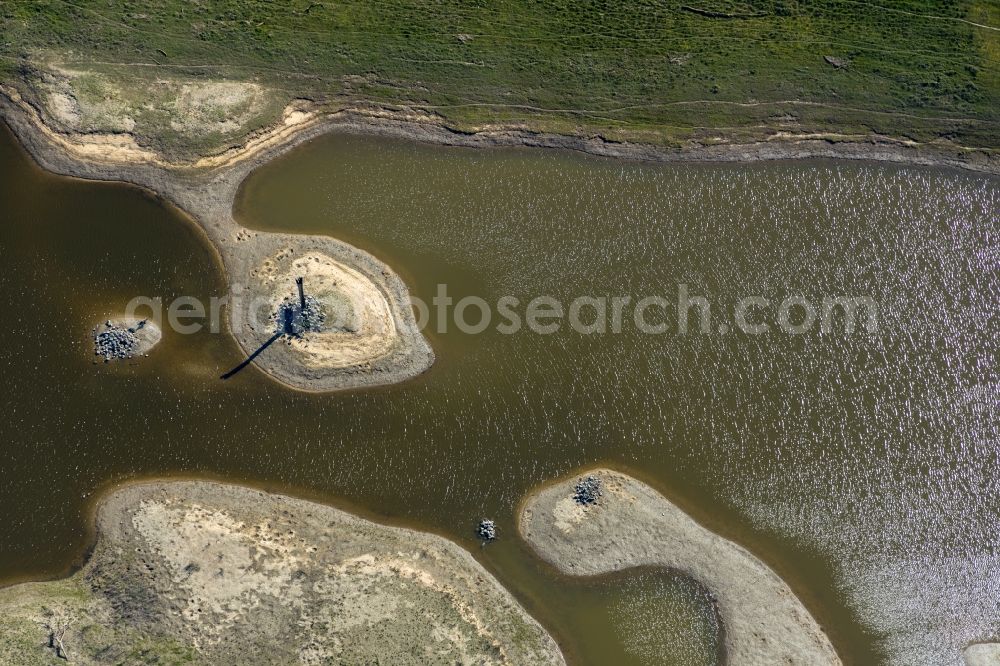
477, 519, 497, 542
298, 295, 327, 331
573, 475, 602, 506
275, 295, 327, 338
823, 55, 849, 69
93, 320, 143, 362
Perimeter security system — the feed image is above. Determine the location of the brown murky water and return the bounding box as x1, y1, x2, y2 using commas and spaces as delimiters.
1, 123, 998, 664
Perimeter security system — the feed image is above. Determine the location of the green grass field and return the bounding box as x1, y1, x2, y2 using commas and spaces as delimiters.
2, 0, 998, 149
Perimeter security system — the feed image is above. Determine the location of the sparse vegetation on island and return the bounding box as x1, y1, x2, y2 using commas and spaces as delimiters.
520, 469, 842, 665
0, 481, 566, 665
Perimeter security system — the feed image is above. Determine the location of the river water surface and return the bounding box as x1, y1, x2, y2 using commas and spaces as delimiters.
1, 124, 997, 664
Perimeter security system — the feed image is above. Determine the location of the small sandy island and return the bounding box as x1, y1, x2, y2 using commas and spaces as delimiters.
519, 468, 842, 665
0, 481, 564, 665
91, 317, 161, 362
228, 233, 432, 390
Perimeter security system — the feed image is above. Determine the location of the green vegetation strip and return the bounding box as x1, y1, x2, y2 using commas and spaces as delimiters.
2, 0, 999, 147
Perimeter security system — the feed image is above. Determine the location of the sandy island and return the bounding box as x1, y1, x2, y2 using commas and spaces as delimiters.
228, 237, 429, 390
0, 481, 565, 665
519, 468, 842, 665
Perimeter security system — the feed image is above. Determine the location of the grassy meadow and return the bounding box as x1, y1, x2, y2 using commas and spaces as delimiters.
1, 0, 998, 149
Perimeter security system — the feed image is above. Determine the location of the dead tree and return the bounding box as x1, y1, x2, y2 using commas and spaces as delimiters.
40, 609, 75, 661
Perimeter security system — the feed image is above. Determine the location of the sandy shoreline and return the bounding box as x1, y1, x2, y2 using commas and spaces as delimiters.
519, 468, 842, 665
0, 86, 434, 392
0, 480, 565, 664
3, 76, 996, 387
